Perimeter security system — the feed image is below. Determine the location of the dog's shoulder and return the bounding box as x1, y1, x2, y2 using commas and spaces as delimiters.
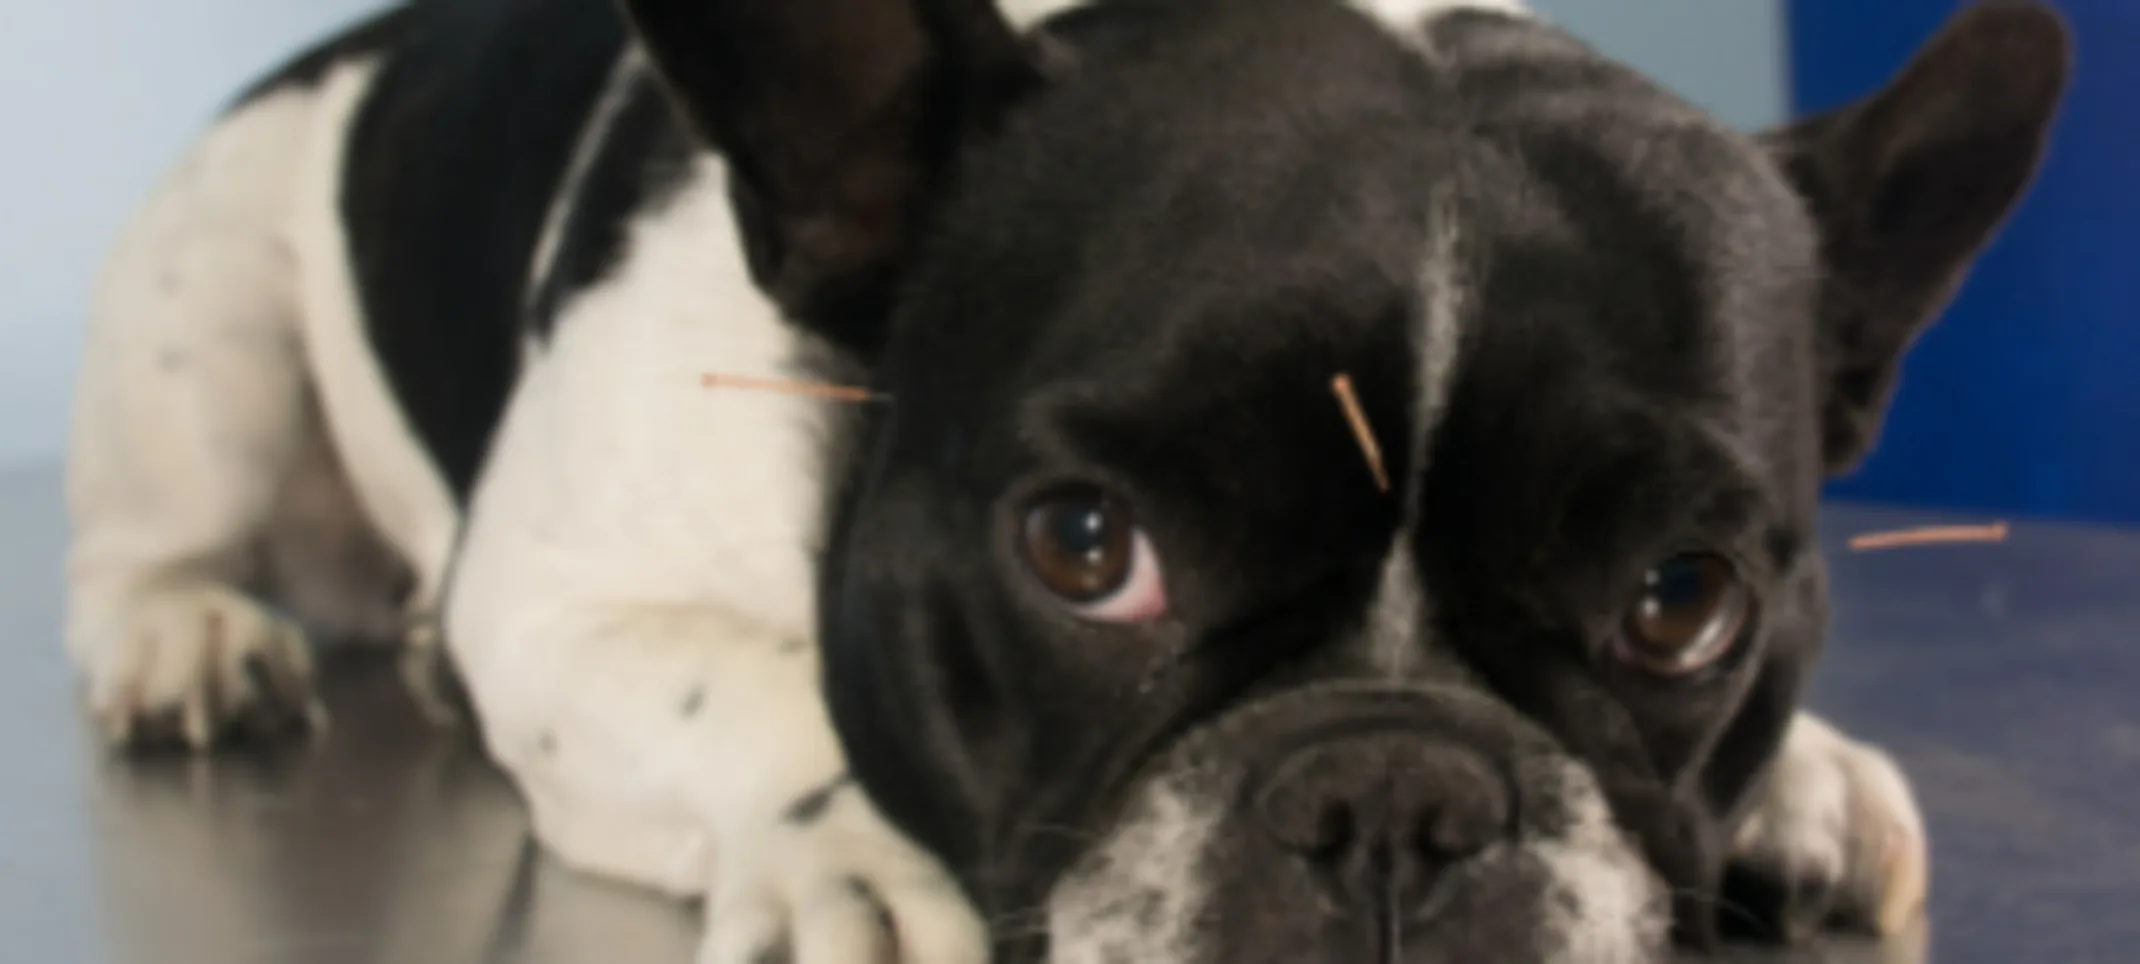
339, 0, 640, 498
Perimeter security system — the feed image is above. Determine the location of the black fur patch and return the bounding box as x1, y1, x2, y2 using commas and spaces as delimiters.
782, 773, 855, 826
525, 66, 699, 340
339, 0, 630, 500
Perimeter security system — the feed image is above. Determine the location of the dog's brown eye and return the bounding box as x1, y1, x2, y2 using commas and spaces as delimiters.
1020, 492, 1167, 622
1023, 492, 1133, 601
1615, 553, 1749, 675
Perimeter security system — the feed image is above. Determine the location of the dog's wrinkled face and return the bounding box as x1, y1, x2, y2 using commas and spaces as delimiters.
621, 0, 2068, 959
821, 8, 1800, 959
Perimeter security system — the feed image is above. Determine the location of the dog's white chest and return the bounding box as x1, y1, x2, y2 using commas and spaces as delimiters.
452, 154, 832, 645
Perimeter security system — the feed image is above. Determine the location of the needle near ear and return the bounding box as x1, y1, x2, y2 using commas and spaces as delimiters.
699, 373, 890, 404
1847, 522, 2010, 553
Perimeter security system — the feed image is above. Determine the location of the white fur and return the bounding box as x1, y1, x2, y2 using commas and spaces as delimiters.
65, 80, 349, 741
1731, 713, 1930, 936
1411, 202, 1466, 472
1355, 0, 1531, 27
1529, 762, 1670, 962
1007, 0, 1532, 34
444, 153, 981, 962
72, 50, 978, 964
1366, 201, 1467, 679
1002, 0, 1089, 30
1356, 0, 1533, 64
1366, 548, 1429, 677
1046, 776, 1219, 964
448, 151, 831, 850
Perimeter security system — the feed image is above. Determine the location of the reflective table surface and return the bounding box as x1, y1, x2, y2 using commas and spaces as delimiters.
4, 462, 2136, 963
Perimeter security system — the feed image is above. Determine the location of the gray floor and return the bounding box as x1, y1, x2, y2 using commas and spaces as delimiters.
3, 461, 2136, 963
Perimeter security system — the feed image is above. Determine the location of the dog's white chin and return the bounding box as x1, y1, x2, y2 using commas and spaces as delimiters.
1526, 763, 1673, 963
1043, 760, 1666, 964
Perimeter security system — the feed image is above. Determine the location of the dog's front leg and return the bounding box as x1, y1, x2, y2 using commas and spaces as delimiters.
1725, 712, 1930, 944
446, 591, 986, 964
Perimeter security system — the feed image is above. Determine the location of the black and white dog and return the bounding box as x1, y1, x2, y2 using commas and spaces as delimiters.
66, 0, 2068, 960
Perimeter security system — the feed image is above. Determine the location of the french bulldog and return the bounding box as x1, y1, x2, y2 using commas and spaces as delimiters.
64, 0, 2069, 960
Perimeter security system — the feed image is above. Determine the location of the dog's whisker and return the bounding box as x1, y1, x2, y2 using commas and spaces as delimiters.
976, 898, 1060, 945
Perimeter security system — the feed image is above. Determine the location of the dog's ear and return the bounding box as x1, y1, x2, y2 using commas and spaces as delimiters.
618, 0, 1041, 349
1765, 1, 2071, 471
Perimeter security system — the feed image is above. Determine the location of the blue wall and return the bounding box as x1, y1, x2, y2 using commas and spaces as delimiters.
1789, 0, 2140, 527
0, 0, 388, 469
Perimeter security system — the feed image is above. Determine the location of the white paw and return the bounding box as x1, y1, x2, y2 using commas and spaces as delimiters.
1729, 714, 1928, 942
85, 582, 325, 750
697, 779, 987, 964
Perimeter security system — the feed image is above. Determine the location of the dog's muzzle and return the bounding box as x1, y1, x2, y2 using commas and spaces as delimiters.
1042, 685, 1669, 964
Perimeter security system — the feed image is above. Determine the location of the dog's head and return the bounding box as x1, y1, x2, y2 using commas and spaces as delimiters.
623, 0, 2067, 958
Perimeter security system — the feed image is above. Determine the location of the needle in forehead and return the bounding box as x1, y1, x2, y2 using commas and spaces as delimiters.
1332, 373, 1392, 494
1331, 200, 1465, 502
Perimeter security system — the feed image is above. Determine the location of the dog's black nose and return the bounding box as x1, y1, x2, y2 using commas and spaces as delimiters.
1252, 733, 1513, 912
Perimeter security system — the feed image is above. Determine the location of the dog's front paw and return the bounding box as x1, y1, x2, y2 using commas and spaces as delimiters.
85, 583, 325, 751
1725, 714, 1928, 944
699, 776, 986, 964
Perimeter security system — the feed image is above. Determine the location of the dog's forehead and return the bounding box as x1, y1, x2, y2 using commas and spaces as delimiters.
894, 1, 1816, 474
